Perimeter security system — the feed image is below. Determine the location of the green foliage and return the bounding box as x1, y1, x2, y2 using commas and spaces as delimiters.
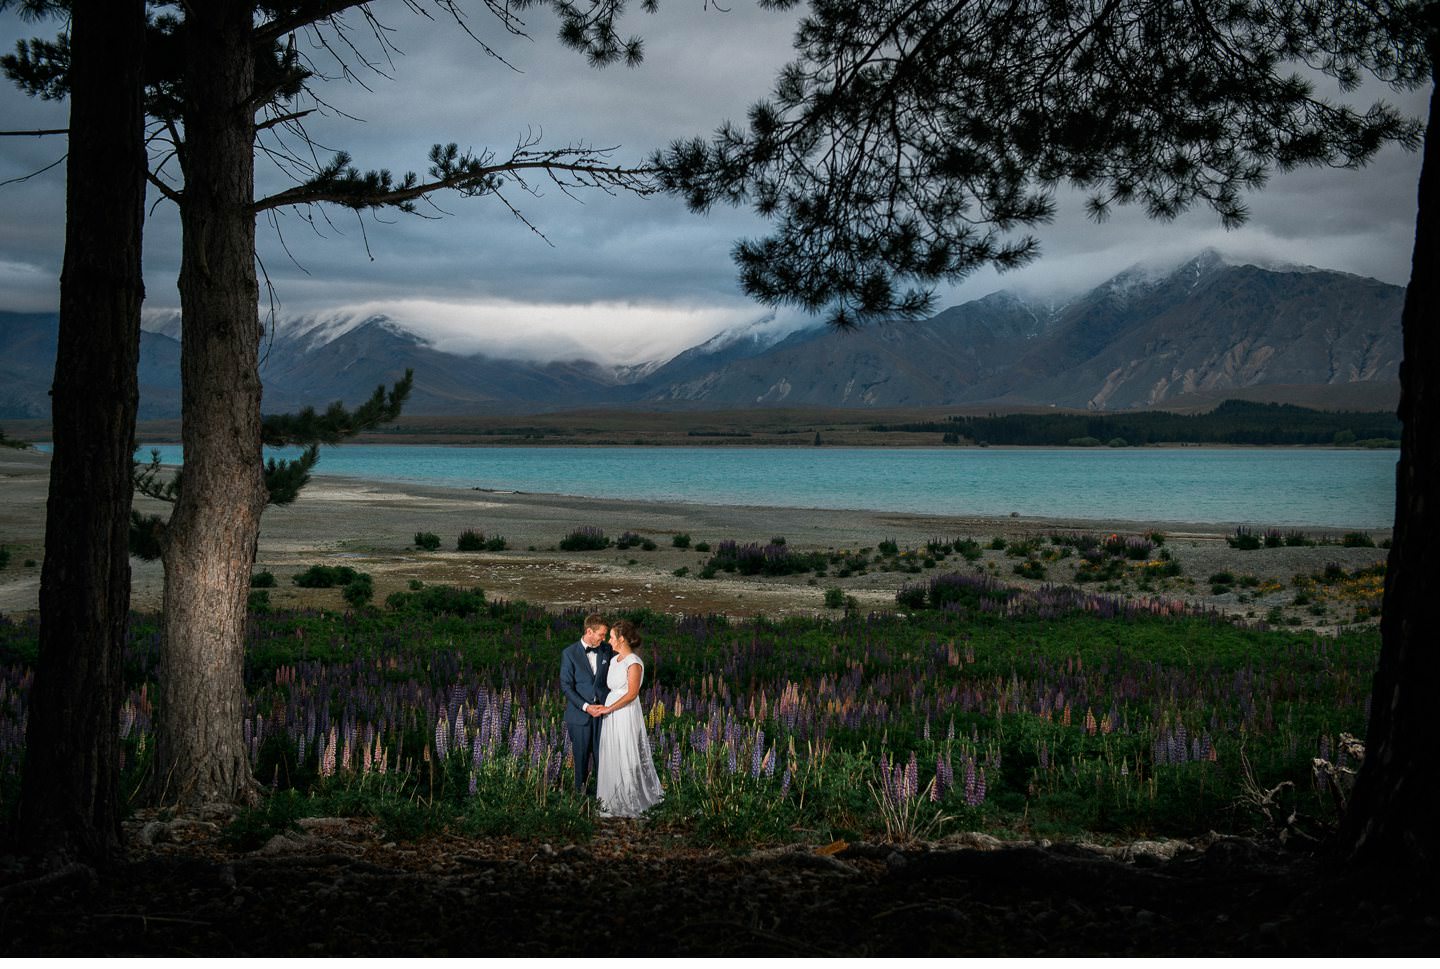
384, 583, 486, 617
823, 587, 847, 609
414, 531, 441, 551
1013, 559, 1046, 580
693, 541, 711, 553
657, 0, 1425, 324
250, 570, 276, 588
1341, 531, 1376, 548
128, 509, 166, 562
0, 588, 1387, 847
0, 427, 28, 449
248, 589, 271, 611
343, 575, 374, 608
456, 529, 485, 552
672, 533, 691, 548
1227, 527, 1262, 550
0, 546, 8, 570
292, 564, 363, 588
221, 790, 308, 851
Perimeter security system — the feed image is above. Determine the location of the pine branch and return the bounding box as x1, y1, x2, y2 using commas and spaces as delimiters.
129, 511, 166, 562
263, 443, 320, 507
261, 369, 413, 446
254, 142, 656, 213
132, 448, 181, 503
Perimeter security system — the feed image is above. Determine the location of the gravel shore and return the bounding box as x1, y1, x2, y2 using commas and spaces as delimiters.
1, 447, 1391, 626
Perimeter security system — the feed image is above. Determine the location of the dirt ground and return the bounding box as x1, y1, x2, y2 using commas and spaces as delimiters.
1, 808, 1435, 957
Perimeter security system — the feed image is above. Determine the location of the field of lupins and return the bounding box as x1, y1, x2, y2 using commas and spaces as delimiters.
0, 575, 1378, 846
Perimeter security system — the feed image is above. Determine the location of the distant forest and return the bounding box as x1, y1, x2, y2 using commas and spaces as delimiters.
871, 400, 1401, 447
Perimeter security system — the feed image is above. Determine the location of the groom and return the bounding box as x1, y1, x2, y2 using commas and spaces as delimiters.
560, 612, 612, 794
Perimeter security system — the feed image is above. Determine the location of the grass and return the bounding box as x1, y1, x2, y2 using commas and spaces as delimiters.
0, 586, 1379, 849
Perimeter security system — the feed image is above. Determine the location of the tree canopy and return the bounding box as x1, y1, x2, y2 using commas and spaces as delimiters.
657, 0, 1431, 326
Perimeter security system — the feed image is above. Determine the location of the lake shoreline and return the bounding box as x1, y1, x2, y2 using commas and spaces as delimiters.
1, 447, 1392, 624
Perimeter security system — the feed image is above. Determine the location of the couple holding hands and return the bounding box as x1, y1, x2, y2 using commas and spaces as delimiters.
560, 614, 665, 818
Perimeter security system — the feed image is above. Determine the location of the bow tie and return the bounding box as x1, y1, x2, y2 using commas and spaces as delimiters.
584, 646, 600, 654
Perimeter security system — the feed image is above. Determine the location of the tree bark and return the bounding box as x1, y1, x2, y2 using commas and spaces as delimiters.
1341, 46, 1440, 876
16, 0, 147, 864
152, 0, 263, 807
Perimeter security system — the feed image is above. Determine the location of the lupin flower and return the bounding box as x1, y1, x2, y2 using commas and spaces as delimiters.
434, 717, 450, 759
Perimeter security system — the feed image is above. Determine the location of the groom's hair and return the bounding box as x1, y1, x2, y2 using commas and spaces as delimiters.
583, 613, 607, 632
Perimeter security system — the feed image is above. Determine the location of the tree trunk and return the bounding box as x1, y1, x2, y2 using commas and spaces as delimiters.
16, 0, 147, 864
152, 0, 263, 808
1340, 52, 1440, 875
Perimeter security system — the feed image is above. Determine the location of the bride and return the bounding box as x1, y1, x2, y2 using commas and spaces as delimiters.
593, 619, 664, 817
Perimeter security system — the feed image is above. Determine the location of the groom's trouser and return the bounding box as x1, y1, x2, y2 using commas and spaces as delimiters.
568, 716, 602, 793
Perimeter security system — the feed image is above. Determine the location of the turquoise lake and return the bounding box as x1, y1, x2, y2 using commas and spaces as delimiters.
129, 444, 1396, 529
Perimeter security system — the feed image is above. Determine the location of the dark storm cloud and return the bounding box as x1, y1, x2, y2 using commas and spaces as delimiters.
0, 4, 1428, 362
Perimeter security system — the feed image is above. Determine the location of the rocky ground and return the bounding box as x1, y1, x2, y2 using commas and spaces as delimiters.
0, 448, 1392, 629
1, 810, 1435, 957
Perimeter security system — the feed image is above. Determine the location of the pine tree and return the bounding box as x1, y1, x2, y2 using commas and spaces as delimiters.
5, 0, 658, 810
659, 0, 1438, 875
1, 0, 146, 864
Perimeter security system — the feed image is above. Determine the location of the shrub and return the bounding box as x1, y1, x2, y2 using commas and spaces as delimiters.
615, 531, 643, 549
1122, 537, 1153, 561
292, 564, 362, 588
559, 526, 610, 551
1209, 571, 1236, 585
1227, 527, 1262, 550
1068, 436, 1102, 446
484, 536, 508, 552
250, 570, 276, 588
672, 533, 691, 549
895, 584, 927, 610
954, 539, 983, 561
1106, 437, 1127, 448
877, 538, 899, 556
988, 536, 1008, 550
343, 575, 374, 608
672, 566, 690, 577
1013, 559, 1046, 580
247, 589, 270, 611
1341, 532, 1375, 548
770, 536, 787, 547
0, 546, 8, 570
457, 529, 486, 552
1263, 529, 1284, 548
1283, 530, 1315, 547
414, 531, 441, 551
823, 587, 848, 609
693, 541, 711, 553
385, 584, 487, 616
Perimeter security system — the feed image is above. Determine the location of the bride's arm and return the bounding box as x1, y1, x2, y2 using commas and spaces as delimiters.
596, 664, 643, 715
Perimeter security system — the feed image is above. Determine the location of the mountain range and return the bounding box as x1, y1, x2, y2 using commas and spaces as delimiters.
0, 251, 1404, 420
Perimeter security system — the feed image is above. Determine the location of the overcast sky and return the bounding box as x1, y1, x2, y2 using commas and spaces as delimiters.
0, 3, 1429, 365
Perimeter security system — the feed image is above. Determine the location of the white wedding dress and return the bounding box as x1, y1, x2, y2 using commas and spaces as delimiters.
596, 653, 665, 817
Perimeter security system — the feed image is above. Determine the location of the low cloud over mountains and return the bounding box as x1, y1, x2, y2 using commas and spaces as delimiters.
1, 251, 1403, 421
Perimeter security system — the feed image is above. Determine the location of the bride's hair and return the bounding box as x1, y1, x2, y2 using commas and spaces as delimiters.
610, 619, 642, 649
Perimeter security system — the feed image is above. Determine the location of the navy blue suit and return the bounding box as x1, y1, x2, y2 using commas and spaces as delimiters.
560, 640, 613, 793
